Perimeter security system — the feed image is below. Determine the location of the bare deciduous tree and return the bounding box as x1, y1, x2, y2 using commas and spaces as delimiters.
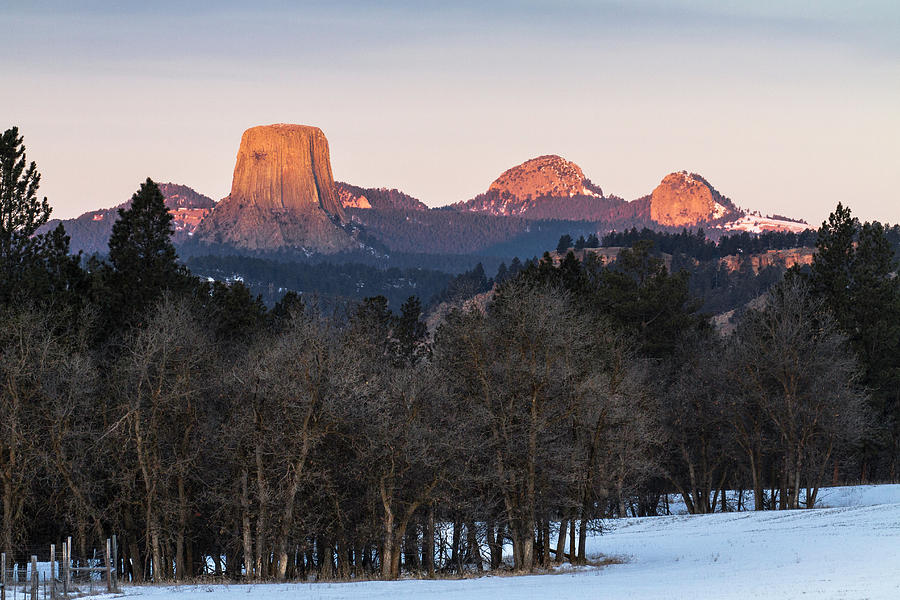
727, 280, 870, 509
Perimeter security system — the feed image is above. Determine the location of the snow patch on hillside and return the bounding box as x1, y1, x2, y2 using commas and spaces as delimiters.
711, 201, 728, 220
725, 214, 809, 234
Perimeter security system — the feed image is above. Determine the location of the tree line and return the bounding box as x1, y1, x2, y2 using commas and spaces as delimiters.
597, 227, 821, 260
1, 127, 896, 582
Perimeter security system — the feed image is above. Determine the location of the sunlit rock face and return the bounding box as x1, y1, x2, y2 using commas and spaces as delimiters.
195, 124, 354, 253
455, 155, 605, 217
487, 155, 599, 201
649, 172, 716, 227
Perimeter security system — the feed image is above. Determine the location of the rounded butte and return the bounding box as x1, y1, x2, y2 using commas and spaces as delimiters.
649, 171, 717, 227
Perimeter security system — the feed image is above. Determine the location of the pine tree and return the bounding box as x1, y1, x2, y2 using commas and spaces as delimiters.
0, 127, 49, 249
271, 291, 305, 324
495, 262, 509, 284
0, 127, 83, 306
196, 280, 267, 345
0, 127, 51, 302
556, 234, 573, 254
392, 296, 429, 365
574, 235, 586, 251
104, 178, 188, 326
808, 204, 900, 479
26, 223, 85, 305
810, 202, 856, 318
109, 178, 177, 280
350, 295, 393, 355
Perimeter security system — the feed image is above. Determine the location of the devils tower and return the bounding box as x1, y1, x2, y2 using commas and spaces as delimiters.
195, 124, 354, 252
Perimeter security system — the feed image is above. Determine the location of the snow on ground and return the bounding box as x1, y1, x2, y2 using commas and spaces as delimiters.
724, 214, 809, 234
105, 485, 900, 600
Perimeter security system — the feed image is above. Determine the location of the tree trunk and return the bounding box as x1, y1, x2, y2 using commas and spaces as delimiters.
320, 541, 333, 580
254, 442, 268, 579
128, 538, 143, 583
175, 473, 187, 580
568, 519, 576, 563
577, 519, 587, 564
380, 488, 395, 580
241, 470, 253, 578
486, 519, 502, 570
555, 518, 568, 563
749, 452, 764, 511
450, 518, 461, 572
390, 526, 407, 580
423, 505, 435, 577
520, 530, 534, 572
150, 520, 162, 582
541, 519, 550, 567
465, 521, 482, 571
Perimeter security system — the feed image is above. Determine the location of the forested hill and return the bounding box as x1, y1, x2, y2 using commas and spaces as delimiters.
600, 227, 820, 259
346, 207, 653, 256
185, 255, 454, 309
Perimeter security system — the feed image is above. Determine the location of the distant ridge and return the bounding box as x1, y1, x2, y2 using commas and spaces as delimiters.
46, 128, 812, 258
39, 182, 215, 254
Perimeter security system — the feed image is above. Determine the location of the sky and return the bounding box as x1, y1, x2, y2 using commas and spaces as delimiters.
1, 0, 898, 224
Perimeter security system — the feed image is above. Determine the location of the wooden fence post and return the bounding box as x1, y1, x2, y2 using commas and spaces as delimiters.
66, 536, 72, 595
111, 536, 118, 592
1, 551, 6, 600
30, 556, 38, 600
59, 540, 69, 598
50, 544, 56, 600
105, 539, 112, 593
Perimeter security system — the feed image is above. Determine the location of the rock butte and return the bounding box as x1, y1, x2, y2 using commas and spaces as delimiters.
488, 155, 598, 200
649, 172, 716, 227
195, 124, 354, 252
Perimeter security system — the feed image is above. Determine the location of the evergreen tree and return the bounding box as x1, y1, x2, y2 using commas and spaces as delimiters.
103, 178, 189, 327
495, 262, 509, 284
598, 241, 706, 358
0, 126, 62, 303
25, 223, 86, 308
810, 203, 856, 318
0, 127, 49, 251
109, 178, 178, 281
350, 295, 393, 355
574, 235, 586, 251
270, 290, 305, 324
808, 204, 900, 479
195, 280, 267, 345
392, 295, 429, 365
556, 234, 573, 254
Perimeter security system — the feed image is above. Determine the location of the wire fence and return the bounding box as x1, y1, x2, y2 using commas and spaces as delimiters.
1, 538, 118, 600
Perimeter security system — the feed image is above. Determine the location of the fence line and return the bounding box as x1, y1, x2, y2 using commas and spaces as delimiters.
1, 537, 118, 600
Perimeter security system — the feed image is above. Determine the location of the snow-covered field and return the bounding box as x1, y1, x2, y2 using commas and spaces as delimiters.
104, 485, 900, 600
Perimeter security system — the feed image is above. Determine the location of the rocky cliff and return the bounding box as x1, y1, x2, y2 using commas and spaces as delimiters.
719, 247, 815, 273
649, 172, 724, 227
488, 155, 601, 201
453, 155, 619, 220
195, 124, 354, 253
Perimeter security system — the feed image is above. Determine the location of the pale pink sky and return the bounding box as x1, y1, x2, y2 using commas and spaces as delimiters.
2, 1, 898, 225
